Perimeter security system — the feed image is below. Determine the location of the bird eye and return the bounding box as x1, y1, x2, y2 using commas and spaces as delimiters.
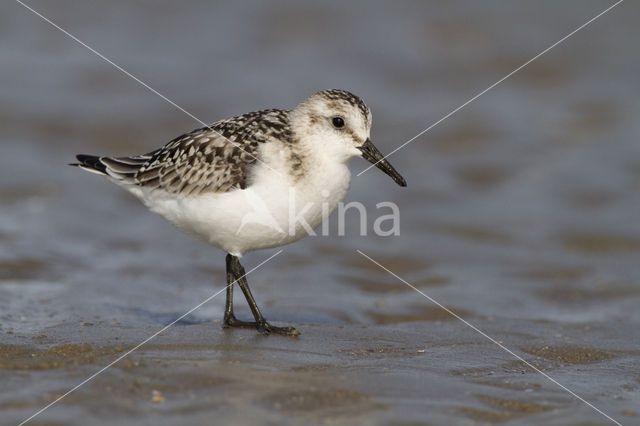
332, 117, 345, 129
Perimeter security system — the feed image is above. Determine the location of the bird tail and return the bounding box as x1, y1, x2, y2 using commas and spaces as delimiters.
69, 154, 108, 175
69, 154, 152, 184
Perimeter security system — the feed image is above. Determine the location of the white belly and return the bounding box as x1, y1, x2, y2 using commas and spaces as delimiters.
128, 162, 351, 256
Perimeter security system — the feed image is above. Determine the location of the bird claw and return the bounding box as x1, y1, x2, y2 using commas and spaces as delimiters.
223, 315, 299, 336
257, 322, 300, 337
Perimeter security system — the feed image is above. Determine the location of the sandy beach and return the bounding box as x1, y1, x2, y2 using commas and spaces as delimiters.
1, 1, 639, 424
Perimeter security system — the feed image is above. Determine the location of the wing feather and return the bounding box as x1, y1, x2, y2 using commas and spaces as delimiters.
78, 108, 292, 196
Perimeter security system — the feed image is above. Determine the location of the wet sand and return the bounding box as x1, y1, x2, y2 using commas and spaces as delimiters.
1, 1, 639, 425
2, 319, 639, 425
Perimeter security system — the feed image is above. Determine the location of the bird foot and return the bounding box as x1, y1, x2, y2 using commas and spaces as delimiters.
223, 315, 299, 336
257, 321, 300, 337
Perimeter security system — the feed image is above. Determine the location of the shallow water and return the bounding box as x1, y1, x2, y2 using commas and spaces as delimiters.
1, 1, 639, 425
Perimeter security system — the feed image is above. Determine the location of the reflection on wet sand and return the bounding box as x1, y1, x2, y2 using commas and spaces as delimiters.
520, 345, 614, 364
461, 394, 557, 422
562, 233, 640, 254
368, 305, 472, 324
342, 274, 448, 294
0, 344, 127, 370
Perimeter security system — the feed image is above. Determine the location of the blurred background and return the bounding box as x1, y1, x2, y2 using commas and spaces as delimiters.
1, 1, 639, 425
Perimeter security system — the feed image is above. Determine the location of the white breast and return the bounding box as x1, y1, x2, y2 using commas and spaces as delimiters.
129, 143, 352, 257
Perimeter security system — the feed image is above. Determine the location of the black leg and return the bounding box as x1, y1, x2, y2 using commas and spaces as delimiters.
222, 254, 299, 336
223, 254, 257, 328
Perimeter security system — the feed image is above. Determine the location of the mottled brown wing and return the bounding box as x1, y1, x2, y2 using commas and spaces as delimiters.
91, 109, 291, 196
131, 128, 259, 195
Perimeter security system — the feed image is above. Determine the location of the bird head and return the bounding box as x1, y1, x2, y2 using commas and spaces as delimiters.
291, 89, 407, 187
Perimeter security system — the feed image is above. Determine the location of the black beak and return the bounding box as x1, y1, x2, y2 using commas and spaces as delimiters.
358, 139, 407, 187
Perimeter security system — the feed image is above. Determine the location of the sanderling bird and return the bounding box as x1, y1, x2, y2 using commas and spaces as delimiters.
71, 89, 406, 336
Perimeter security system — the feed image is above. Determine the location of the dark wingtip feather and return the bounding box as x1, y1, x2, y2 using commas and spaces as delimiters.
72, 154, 107, 174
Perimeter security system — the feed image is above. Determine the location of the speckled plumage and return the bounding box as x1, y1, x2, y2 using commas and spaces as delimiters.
72, 89, 404, 256
71, 89, 406, 336
317, 89, 371, 126
94, 108, 292, 195
74, 91, 375, 198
